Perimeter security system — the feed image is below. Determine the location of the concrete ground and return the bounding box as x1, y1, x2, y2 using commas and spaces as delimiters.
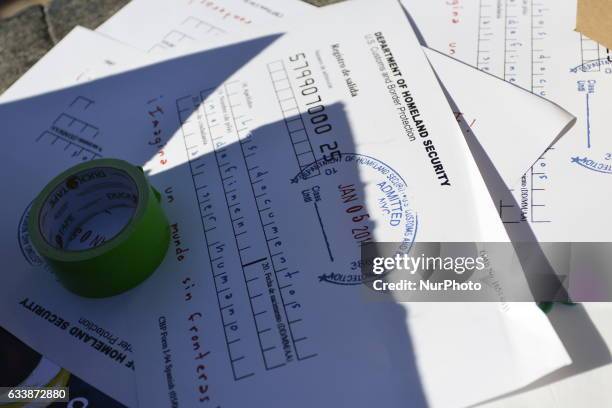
0, 0, 343, 93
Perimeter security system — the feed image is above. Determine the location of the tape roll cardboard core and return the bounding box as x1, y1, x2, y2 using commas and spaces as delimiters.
38, 167, 139, 251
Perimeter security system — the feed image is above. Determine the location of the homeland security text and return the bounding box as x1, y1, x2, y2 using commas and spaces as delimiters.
373, 31, 451, 187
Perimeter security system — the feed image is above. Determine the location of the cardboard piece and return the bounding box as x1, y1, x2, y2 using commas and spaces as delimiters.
576, 0, 612, 50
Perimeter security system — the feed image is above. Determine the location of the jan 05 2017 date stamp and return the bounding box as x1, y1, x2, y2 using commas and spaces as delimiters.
0, 387, 69, 403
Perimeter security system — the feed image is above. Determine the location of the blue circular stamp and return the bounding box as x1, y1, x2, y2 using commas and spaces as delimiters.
571, 155, 612, 174
569, 57, 612, 74
291, 153, 417, 286
17, 202, 44, 266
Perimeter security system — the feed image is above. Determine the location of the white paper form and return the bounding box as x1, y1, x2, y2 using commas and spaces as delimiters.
97, 0, 314, 54
401, 0, 612, 241
45, 3, 564, 403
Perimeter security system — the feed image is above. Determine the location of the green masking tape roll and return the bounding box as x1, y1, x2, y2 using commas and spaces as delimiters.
28, 158, 170, 298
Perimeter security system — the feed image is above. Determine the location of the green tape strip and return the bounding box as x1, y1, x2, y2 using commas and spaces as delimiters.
28, 159, 170, 298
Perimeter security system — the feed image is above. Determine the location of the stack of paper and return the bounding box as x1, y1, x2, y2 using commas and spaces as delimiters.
0, 0, 608, 407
